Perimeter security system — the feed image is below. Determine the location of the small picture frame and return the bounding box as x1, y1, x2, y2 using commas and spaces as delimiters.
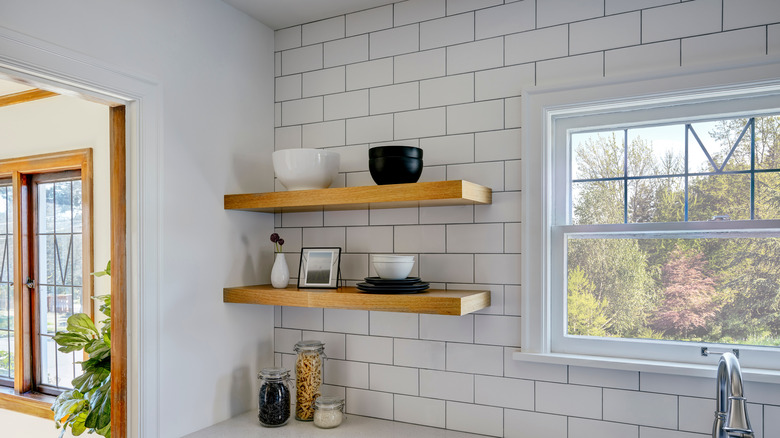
297, 247, 341, 289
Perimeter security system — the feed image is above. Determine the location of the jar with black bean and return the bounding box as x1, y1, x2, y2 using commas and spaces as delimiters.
257, 367, 292, 427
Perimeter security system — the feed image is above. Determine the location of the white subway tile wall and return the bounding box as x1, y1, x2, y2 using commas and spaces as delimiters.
272, 1, 780, 436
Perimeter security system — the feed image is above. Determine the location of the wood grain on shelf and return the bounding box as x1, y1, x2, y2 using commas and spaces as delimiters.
224, 180, 491, 212
223, 285, 490, 316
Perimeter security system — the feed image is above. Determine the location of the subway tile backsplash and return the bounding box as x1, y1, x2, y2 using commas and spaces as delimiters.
273, 1, 779, 436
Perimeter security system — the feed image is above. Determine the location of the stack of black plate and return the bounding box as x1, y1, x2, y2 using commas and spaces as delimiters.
356, 276, 429, 294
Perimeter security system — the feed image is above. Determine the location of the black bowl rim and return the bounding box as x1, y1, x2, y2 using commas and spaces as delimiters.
369, 156, 423, 162
369, 146, 423, 159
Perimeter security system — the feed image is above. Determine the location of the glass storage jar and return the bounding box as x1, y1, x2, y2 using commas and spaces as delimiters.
313, 396, 345, 428
293, 340, 325, 421
257, 367, 292, 427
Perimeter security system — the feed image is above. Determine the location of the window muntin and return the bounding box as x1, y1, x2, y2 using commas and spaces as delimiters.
551, 100, 780, 368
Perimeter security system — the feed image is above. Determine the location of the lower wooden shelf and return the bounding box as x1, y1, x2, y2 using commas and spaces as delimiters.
223, 285, 490, 316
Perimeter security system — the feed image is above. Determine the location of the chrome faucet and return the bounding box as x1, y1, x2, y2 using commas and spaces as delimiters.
712, 352, 754, 438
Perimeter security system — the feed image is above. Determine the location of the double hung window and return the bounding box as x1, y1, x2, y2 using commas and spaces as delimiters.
530, 77, 780, 370
0, 149, 92, 395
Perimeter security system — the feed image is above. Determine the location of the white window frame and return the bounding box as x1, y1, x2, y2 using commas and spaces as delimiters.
519, 62, 780, 380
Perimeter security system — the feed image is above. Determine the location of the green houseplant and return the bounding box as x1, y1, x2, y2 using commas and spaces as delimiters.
51, 261, 112, 438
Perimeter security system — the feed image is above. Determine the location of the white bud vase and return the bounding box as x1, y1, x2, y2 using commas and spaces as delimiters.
271, 253, 290, 288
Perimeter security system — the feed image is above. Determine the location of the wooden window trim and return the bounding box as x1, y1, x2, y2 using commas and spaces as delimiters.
0, 387, 54, 419
110, 105, 127, 438
0, 148, 93, 419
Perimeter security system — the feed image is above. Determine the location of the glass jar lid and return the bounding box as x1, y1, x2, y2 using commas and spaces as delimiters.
258, 367, 290, 379
314, 396, 344, 410
294, 340, 325, 352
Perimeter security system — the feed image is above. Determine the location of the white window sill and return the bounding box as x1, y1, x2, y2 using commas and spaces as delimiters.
512, 351, 780, 385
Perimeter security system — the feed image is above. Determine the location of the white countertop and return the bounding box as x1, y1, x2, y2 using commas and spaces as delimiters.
184, 411, 487, 438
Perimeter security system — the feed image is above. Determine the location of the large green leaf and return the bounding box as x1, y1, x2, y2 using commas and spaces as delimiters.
96, 422, 111, 438
72, 362, 110, 394
66, 313, 99, 336
53, 332, 90, 353
51, 389, 86, 423
69, 411, 88, 436
80, 355, 111, 373
85, 339, 111, 359
84, 381, 111, 430
92, 260, 111, 277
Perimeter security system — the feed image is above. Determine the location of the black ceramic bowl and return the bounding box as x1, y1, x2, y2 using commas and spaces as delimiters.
369, 146, 423, 160
369, 156, 423, 185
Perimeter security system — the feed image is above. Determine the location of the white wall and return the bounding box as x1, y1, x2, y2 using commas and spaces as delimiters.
271, 1, 780, 437
0, 1, 277, 437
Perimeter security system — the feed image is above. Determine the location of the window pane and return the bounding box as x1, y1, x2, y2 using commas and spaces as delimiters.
0, 331, 11, 378
55, 286, 71, 333
567, 236, 780, 347
39, 335, 57, 386
40, 234, 55, 285
688, 121, 723, 172
688, 174, 751, 221
627, 125, 685, 177
56, 348, 75, 388
571, 131, 624, 180
39, 182, 54, 234
755, 115, 780, 170
73, 234, 83, 287
572, 180, 624, 225
0, 186, 8, 236
54, 181, 72, 234
0, 284, 8, 331
72, 180, 82, 233
39, 285, 55, 335
55, 234, 73, 286
73, 287, 82, 315
717, 120, 752, 173
756, 171, 780, 220
628, 177, 685, 223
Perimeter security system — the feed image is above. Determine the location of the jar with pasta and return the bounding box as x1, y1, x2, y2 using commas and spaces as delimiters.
293, 340, 325, 421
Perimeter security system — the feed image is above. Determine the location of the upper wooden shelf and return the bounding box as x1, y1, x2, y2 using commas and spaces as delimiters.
223, 285, 491, 316
224, 180, 492, 212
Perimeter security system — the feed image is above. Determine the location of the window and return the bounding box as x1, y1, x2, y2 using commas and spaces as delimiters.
0, 150, 92, 395
522, 70, 780, 371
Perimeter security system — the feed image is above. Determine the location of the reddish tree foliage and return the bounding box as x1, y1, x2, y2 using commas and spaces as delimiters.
651, 250, 720, 337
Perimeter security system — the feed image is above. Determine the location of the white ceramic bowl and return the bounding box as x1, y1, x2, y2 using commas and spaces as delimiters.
372, 255, 414, 262
372, 260, 414, 280
272, 148, 340, 191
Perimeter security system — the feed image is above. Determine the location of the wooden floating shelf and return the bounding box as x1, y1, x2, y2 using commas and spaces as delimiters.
223, 285, 491, 316
224, 180, 492, 213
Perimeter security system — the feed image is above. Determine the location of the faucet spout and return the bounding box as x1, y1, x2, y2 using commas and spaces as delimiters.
713, 352, 753, 438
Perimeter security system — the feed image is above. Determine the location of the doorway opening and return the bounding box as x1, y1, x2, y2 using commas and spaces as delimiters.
0, 76, 127, 438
